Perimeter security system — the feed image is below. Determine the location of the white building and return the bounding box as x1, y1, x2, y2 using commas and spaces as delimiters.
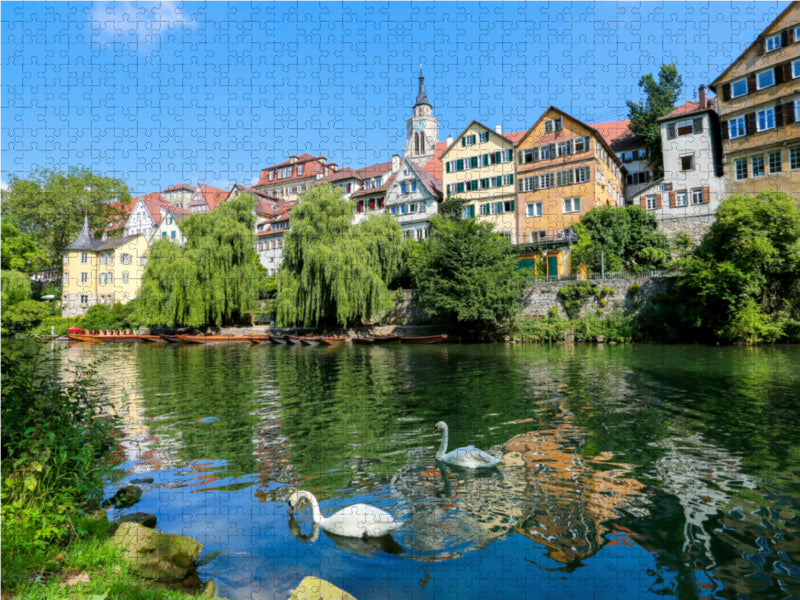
385, 157, 443, 240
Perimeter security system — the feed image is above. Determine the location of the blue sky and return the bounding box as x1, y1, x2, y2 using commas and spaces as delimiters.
1, 1, 787, 196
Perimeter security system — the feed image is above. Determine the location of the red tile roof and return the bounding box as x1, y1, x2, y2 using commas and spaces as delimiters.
408, 159, 443, 199
422, 141, 448, 180
318, 167, 360, 184
502, 131, 527, 144
255, 154, 338, 188
351, 174, 396, 199
354, 161, 393, 180
659, 98, 718, 121
590, 120, 642, 153
191, 183, 228, 211
163, 183, 196, 193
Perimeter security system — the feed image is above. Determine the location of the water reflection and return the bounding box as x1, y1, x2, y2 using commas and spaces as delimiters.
288, 518, 405, 557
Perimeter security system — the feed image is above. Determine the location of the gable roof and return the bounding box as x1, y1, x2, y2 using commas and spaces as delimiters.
590, 119, 642, 154
658, 98, 718, 121
227, 184, 284, 216
162, 183, 196, 193
710, 2, 798, 89
351, 174, 396, 198
440, 120, 522, 159
141, 194, 189, 226
255, 154, 338, 187
421, 141, 448, 180
188, 183, 228, 211
406, 159, 443, 199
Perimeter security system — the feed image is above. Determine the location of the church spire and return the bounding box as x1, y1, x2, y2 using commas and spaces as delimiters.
415, 67, 430, 107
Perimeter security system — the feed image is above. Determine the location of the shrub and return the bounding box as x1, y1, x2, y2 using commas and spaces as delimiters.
1, 299, 51, 334
557, 281, 597, 320
512, 307, 569, 342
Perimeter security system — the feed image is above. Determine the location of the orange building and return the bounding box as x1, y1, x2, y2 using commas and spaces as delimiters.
515, 107, 625, 278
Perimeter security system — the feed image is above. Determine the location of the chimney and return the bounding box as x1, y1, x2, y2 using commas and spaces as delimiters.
392, 154, 401, 172
446, 135, 453, 146
699, 85, 707, 109
495, 125, 502, 134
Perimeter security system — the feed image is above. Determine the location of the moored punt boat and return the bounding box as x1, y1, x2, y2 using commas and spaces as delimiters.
139, 334, 167, 343
159, 334, 186, 343
249, 334, 272, 344
370, 334, 399, 343
67, 331, 143, 342
175, 334, 253, 344
67, 333, 105, 343
352, 335, 375, 344
268, 334, 288, 344
319, 335, 348, 346
299, 335, 321, 345
400, 334, 448, 344
285, 335, 303, 345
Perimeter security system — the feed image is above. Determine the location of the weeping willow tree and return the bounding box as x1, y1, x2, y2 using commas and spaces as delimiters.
275, 184, 403, 327
137, 194, 264, 327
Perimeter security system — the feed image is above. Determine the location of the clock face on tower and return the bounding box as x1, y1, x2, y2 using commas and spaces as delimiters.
413, 121, 425, 131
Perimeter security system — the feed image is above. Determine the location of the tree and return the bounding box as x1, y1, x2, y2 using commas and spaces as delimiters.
1, 270, 31, 307
0, 168, 129, 275
1, 221, 45, 274
275, 184, 403, 327
570, 205, 671, 273
137, 193, 263, 328
1, 300, 52, 335
678, 190, 800, 342
626, 63, 683, 172
408, 216, 527, 328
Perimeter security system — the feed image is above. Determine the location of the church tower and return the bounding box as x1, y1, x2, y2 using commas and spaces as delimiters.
404, 69, 439, 163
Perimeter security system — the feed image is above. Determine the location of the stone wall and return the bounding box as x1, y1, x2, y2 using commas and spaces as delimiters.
519, 276, 677, 319
658, 214, 714, 245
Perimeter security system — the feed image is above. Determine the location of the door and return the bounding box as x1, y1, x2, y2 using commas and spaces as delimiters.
547, 255, 558, 280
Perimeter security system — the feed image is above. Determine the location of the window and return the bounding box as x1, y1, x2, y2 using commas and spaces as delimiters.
637, 149, 647, 159
645, 195, 658, 210
691, 188, 704, 205
544, 117, 562, 133
728, 116, 746, 139
519, 148, 536, 164
793, 60, 800, 79
81, 272, 88, 283
80, 295, 88, 305
81, 252, 88, 264
139, 257, 148, 266
462, 134, 476, 146
171, 231, 176, 238
796, 100, 800, 122
621, 151, 634, 162
574, 136, 590, 153
121, 253, 132, 265
63, 253, 69, 264
765, 34, 781, 52
563, 197, 581, 213
675, 190, 688, 207
502, 174, 514, 186
756, 107, 775, 131
462, 205, 475, 219
752, 155, 765, 177
526, 202, 543, 217
479, 132, 489, 143
769, 150, 783, 174
557, 141, 571, 157
676, 119, 694, 136
791, 146, 800, 170
680, 154, 694, 171
297, 164, 304, 176
162, 231, 167, 238
731, 78, 748, 98
735, 158, 748, 180
278, 166, 293, 179
540, 173, 554, 189
268, 171, 275, 181
756, 69, 775, 90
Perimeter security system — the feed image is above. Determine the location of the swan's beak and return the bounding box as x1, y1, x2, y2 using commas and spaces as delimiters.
287, 502, 294, 512
433, 425, 439, 433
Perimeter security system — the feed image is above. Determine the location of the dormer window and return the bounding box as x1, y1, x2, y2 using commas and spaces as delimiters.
278, 166, 293, 179
765, 34, 781, 52
297, 164, 304, 176
544, 117, 562, 133
269, 171, 275, 182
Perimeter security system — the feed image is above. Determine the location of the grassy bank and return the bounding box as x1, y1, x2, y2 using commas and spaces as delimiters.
0, 342, 200, 600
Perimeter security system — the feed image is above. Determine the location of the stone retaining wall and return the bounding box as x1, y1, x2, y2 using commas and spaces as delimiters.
519, 276, 677, 319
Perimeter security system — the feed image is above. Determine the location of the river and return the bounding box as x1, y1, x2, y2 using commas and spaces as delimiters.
55, 340, 800, 599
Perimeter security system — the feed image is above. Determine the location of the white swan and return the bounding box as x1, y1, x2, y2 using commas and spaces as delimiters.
434, 421, 503, 468
287, 490, 403, 539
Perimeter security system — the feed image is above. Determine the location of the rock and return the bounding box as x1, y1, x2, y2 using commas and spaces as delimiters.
109, 522, 202, 582
129, 477, 154, 485
198, 578, 217, 598
108, 512, 157, 534
103, 485, 143, 509
289, 576, 356, 600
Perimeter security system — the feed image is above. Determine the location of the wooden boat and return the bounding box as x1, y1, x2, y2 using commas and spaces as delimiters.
285, 335, 303, 345
352, 335, 375, 344
370, 334, 399, 343
66, 331, 143, 343
159, 334, 186, 343
249, 334, 272, 344
67, 333, 104, 343
299, 335, 321, 345
400, 334, 448, 344
268, 334, 288, 344
319, 335, 348, 346
139, 334, 167, 343
175, 334, 253, 344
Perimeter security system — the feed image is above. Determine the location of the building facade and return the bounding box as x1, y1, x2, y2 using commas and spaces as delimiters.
254, 154, 338, 202
710, 2, 800, 197
62, 215, 149, 317
161, 183, 196, 210
515, 107, 625, 277
385, 157, 443, 240
404, 70, 440, 165
187, 183, 228, 214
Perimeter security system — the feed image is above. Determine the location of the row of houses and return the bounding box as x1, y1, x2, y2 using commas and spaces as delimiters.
62, 3, 800, 318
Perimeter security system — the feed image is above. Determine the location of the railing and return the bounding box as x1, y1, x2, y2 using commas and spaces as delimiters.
525, 269, 673, 282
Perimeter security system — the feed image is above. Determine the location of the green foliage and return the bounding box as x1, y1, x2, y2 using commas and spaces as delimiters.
2, 268, 32, 306
557, 281, 597, 320
0, 167, 129, 275
438, 195, 467, 220
276, 184, 404, 327
32, 316, 83, 337
80, 302, 138, 332
571, 205, 671, 272
512, 308, 569, 342
572, 309, 633, 342
678, 190, 800, 343
1, 220, 46, 273
1, 343, 117, 568
408, 216, 528, 326
2, 299, 52, 334
626, 63, 683, 171
138, 194, 262, 327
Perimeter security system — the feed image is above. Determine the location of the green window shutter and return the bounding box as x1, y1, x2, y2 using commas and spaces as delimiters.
461, 137, 466, 147
446, 162, 450, 173
509, 174, 514, 184
457, 159, 464, 171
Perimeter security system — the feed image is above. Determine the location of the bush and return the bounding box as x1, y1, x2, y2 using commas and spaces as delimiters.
512, 307, 569, 342
1, 343, 117, 566
1, 269, 31, 307
81, 302, 138, 332
1, 299, 51, 334
32, 316, 83, 337
557, 281, 597, 320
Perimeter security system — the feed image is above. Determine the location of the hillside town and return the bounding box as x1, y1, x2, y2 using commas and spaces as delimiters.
61, 3, 800, 319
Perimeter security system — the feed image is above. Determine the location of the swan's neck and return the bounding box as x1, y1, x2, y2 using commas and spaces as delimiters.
436, 425, 449, 460
299, 491, 323, 524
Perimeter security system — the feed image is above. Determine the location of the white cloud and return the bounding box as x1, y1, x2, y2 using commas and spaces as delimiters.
90, 2, 196, 50
0, 179, 8, 192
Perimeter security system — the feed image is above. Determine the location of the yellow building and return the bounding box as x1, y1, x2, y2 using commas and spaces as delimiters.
515, 107, 625, 278
440, 121, 525, 243
710, 2, 800, 197
62, 215, 149, 317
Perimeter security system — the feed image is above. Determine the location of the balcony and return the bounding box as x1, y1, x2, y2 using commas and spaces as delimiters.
515, 228, 579, 250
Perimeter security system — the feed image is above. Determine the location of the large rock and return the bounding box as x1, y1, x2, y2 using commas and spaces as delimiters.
109, 522, 202, 582
289, 576, 356, 600
103, 485, 143, 509
108, 512, 157, 534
